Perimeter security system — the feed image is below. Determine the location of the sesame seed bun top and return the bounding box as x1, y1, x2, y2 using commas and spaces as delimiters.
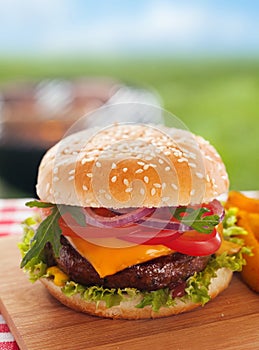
36, 123, 229, 208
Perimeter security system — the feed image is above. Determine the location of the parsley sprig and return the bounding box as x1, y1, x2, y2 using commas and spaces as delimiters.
20, 200, 86, 268
20, 205, 61, 268
172, 207, 220, 234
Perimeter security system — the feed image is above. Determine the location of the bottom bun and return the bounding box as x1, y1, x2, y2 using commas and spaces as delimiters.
40, 268, 232, 319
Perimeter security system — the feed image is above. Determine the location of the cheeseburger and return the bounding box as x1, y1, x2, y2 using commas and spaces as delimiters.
20, 123, 246, 319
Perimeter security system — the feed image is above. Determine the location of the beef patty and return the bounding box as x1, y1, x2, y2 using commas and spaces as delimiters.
45, 236, 210, 291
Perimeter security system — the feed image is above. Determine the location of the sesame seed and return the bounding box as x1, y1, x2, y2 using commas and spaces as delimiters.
72, 151, 78, 155
189, 162, 197, 168
211, 178, 217, 188
123, 179, 129, 186
162, 197, 170, 202
112, 163, 117, 169
135, 168, 144, 174
68, 175, 74, 181
123, 167, 128, 173
144, 176, 149, 184
196, 172, 204, 179
190, 189, 196, 196
162, 182, 166, 190
53, 167, 59, 174
125, 187, 133, 193
105, 194, 112, 200
205, 155, 213, 161
111, 176, 117, 183
173, 150, 182, 157
143, 164, 149, 170
177, 157, 188, 163
46, 182, 50, 192
86, 173, 93, 178
140, 188, 145, 195
53, 176, 59, 182
206, 174, 210, 182
165, 166, 171, 171
69, 169, 75, 175
82, 185, 88, 191
153, 183, 162, 188
171, 183, 178, 190
164, 151, 171, 156
137, 161, 145, 166
83, 157, 94, 164
151, 188, 156, 196
99, 189, 106, 193
158, 159, 164, 164
95, 161, 102, 168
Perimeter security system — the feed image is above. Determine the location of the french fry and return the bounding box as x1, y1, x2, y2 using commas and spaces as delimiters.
225, 191, 259, 293
236, 210, 259, 293
247, 213, 259, 241
225, 191, 259, 213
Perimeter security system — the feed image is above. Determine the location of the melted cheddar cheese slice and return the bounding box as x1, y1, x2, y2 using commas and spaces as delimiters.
66, 236, 173, 278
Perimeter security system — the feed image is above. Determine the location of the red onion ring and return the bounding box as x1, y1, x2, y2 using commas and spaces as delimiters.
60, 213, 159, 239
82, 207, 155, 228
207, 199, 225, 221
60, 200, 224, 245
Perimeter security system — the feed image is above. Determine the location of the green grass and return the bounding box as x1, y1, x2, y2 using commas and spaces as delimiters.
0, 57, 258, 193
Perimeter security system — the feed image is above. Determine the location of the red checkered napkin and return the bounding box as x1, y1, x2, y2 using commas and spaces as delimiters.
0, 316, 19, 350
0, 198, 35, 350
0, 198, 34, 237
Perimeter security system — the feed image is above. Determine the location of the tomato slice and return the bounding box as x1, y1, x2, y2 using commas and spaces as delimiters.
120, 226, 221, 256
163, 228, 221, 256
59, 209, 221, 256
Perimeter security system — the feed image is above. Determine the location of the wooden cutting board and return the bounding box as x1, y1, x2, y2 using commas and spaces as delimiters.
0, 235, 259, 350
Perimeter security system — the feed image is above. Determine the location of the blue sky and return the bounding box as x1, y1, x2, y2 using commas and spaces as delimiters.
0, 0, 258, 57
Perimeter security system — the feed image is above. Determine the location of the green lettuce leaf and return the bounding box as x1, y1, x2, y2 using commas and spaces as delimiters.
223, 207, 249, 246
136, 288, 170, 311
18, 216, 48, 282
19, 206, 250, 311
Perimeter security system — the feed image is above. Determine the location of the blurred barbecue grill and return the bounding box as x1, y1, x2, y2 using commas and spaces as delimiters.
0, 78, 162, 196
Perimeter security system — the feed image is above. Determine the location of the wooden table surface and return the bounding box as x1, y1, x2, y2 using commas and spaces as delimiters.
0, 235, 259, 350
